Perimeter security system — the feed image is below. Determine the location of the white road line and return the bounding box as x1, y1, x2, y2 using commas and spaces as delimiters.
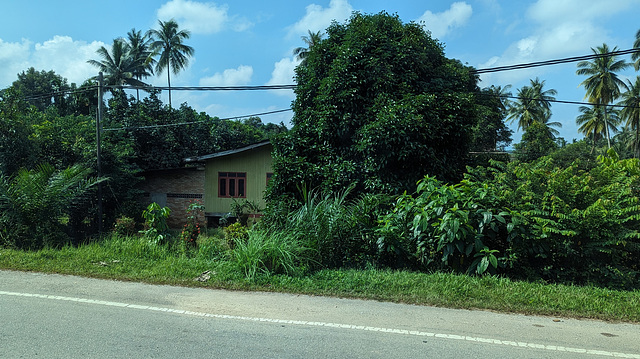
1, 290, 638, 358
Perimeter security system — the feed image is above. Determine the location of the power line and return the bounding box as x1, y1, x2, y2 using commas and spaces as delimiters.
106, 84, 297, 91
102, 108, 292, 132
471, 48, 640, 74
4, 47, 640, 116
482, 93, 638, 109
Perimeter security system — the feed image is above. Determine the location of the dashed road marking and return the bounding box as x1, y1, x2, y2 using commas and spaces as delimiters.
1, 290, 638, 358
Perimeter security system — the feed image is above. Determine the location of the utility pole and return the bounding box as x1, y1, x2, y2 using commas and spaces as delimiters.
97, 72, 103, 235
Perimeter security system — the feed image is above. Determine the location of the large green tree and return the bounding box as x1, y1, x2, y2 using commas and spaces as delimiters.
147, 19, 194, 107
576, 44, 630, 148
470, 85, 513, 152
269, 12, 479, 200
11, 68, 70, 112
513, 121, 558, 162
0, 88, 37, 175
577, 105, 607, 142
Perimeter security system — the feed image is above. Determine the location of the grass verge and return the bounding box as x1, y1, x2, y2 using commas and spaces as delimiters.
0, 236, 638, 323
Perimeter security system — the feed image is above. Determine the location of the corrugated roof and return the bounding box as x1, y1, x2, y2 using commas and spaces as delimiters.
183, 140, 271, 163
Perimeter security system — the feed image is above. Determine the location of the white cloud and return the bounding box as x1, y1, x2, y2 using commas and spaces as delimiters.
0, 36, 103, 88
477, 0, 635, 86
199, 65, 253, 86
33, 36, 104, 85
288, 0, 353, 38
266, 57, 299, 99
417, 2, 473, 39
156, 0, 253, 35
0, 38, 31, 87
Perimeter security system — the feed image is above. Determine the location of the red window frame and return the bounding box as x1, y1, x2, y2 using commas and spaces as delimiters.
218, 172, 247, 198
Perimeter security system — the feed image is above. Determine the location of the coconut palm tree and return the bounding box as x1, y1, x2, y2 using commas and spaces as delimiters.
507, 77, 559, 135
87, 38, 149, 92
618, 76, 640, 158
612, 125, 635, 159
576, 105, 620, 153
576, 43, 630, 148
293, 30, 322, 64
126, 28, 155, 101
507, 85, 539, 131
147, 19, 194, 107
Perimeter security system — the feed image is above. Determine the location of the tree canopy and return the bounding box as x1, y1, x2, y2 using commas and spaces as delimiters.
269, 12, 479, 201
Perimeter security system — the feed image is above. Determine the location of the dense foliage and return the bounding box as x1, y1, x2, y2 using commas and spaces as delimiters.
0, 164, 104, 249
378, 150, 640, 289
268, 12, 479, 203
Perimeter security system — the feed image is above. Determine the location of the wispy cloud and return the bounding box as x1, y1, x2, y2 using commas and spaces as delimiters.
417, 2, 473, 39
199, 65, 253, 86
287, 0, 353, 38
156, 0, 253, 35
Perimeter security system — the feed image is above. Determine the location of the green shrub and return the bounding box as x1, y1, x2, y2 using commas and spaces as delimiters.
141, 202, 171, 245
477, 150, 640, 288
378, 150, 640, 289
377, 176, 524, 274
231, 199, 262, 227
223, 222, 248, 246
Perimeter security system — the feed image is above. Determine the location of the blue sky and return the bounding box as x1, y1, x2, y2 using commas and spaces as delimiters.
1, 0, 639, 143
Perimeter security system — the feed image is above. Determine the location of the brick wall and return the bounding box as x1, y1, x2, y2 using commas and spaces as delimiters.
138, 167, 206, 228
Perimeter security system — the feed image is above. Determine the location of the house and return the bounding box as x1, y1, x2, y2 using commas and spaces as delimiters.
184, 141, 273, 226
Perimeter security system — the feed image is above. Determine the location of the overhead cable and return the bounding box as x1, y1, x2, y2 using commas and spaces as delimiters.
480, 93, 637, 109
472, 48, 640, 74
106, 84, 297, 91
4, 47, 640, 114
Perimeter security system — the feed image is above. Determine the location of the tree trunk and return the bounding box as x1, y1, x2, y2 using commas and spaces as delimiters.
167, 68, 172, 107
604, 105, 611, 149
635, 121, 640, 158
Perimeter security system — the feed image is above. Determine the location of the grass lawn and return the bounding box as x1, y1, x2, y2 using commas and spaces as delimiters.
1, 235, 638, 323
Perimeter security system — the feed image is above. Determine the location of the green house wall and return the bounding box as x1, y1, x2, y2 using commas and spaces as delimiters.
204, 144, 273, 215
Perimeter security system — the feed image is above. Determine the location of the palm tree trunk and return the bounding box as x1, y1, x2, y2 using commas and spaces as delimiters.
604, 105, 611, 148
135, 75, 140, 102
167, 69, 172, 107
635, 122, 640, 158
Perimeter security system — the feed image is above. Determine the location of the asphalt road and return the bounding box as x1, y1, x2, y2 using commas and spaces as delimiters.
0, 270, 638, 358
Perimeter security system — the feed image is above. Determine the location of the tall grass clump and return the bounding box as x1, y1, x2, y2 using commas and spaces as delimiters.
263, 186, 388, 270
228, 229, 308, 279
